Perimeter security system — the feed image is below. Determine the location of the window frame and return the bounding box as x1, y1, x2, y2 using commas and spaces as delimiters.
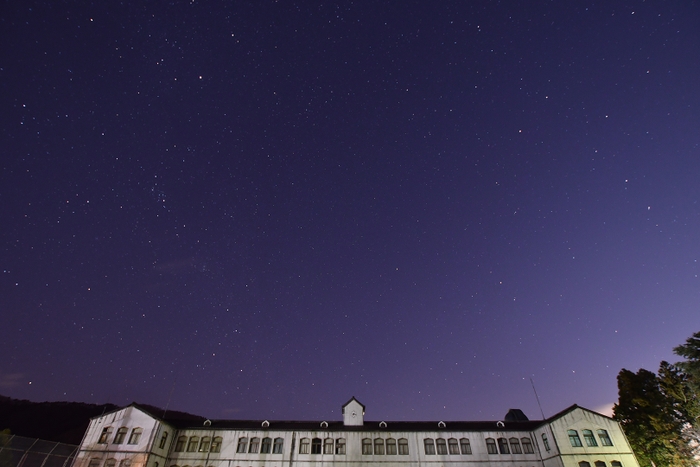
598, 430, 613, 446
113, 428, 128, 445
542, 433, 550, 451
398, 438, 409, 455
128, 428, 142, 445
362, 438, 372, 455
99, 428, 113, 444
175, 436, 187, 452
236, 437, 248, 453
323, 438, 334, 454
386, 438, 397, 455
424, 438, 436, 455
486, 438, 498, 455
583, 429, 598, 447
261, 437, 272, 454
249, 437, 260, 453
460, 438, 471, 455
509, 438, 522, 454
159, 432, 169, 450
568, 430, 583, 447
272, 438, 284, 454
521, 437, 534, 454
310, 438, 322, 454
187, 436, 199, 452
299, 438, 310, 454
374, 438, 385, 455
211, 437, 222, 453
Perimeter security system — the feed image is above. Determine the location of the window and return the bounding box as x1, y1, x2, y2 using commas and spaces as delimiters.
436, 438, 447, 455
88, 460, 100, 467
114, 428, 128, 444
362, 438, 372, 455
261, 438, 272, 454
460, 438, 471, 454
424, 439, 436, 455
211, 437, 222, 453
323, 438, 333, 454
611, 461, 622, 467
273, 438, 283, 454
597, 430, 613, 446
236, 438, 248, 453
386, 438, 397, 455
509, 438, 522, 454
105, 459, 116, 467
542, 434, 550, 451
200, 437, 211, 452
159, 432, 169, 450
311, 438, 322, 454
335, 438, 346, 455
175, 436, 187, 452
579, 462, 591, 467
447, 438, 459, 455
595, 462, 606, 467
249, 437, 260, 453
498, 438, 510, 454
299, 438, 310, 454
188, 437, 199, 452
521, 438, 534, 454
127, 428, 142, 445
568, 430, 583, 447
581, 429, 597, 447
398, 438, 409, 455
99, 428, 113, 444
486, 438, 498, 454
374, 438, 385, 455
119, 460, 130, 467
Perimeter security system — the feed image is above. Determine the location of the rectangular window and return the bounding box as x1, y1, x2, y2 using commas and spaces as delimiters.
583, 430, 597, 447
568, 430, 583, 447
460, 438, 471, 455
335, 439, 345, 455
542, 434, 550, 451
323, 439, 333, 454
99, 428, 113, 444
311, 438, 322, 454
114, 428, 128, 444
159, 432, 168, 450
398, 438, 409, 455
424, 439, 436, 455
598, 430, 613, 446
273, 438, 284, 454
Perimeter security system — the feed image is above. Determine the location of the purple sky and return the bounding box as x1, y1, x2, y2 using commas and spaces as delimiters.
2, 0, 700, 422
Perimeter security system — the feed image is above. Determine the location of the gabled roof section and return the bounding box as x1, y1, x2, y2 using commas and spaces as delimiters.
545, 404, 615, 422
341, 396, 365, 413
89, 402, 207, 428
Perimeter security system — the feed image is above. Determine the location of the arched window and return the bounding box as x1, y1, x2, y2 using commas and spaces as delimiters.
595, 461, 607, 467
99, 428, 113, 444
424, 438, 436, 455
299, 438, 310, 454
436, 438, 447, 455
311, 438, 322, 454
159, 432, 169, 450
272, 438, 284, 454
583, 430, 597, 447
460, 438, 471, 454
486, 438, 498, 454
448, 438, 459, 455
374, 438, 385, 455
398, 438, 409, 455
187, 436, 199, 452
261, 437, 272, 454
199, 437, 211, 452
236, 438, 248, 453
211, 437, 222, 453
249, 437, 260, 453
114, 428, 128, 444
509, 438, 522, 454
88, 459, 100, 467
521, 437, 534, 454
175, 436, 187, 452
335, 438, 346, 455
128, 428, 143, 445
542, 433, 550, 451
611, 461, 622, 467
323, 438, 334, 454
597, 430, 613, 446
579, 462, 591, 467
497, 438, 510, 454
386, 438, 397, 455
568, 430, 582, 447
104, 459, 116, 467
362, 438, 372, 455
119, 460, 130, 467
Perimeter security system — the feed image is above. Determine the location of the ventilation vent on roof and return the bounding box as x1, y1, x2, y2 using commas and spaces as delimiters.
496, 421, 505, 427
262, 420, 270, 428
379, 421, 387, 428
320, 421, 329, 428
203, 419, 212, 426
438, 421, 446, 428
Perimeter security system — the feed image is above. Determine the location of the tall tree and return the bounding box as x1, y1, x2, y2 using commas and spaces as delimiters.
674, 331, 700, 394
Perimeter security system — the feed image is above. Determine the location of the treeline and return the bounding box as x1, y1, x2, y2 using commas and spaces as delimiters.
613, 331, 700, 467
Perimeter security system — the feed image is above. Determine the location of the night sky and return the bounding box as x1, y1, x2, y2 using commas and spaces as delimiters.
2, 0, 700, 423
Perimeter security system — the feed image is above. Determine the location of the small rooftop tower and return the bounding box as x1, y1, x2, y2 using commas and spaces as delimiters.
342, 397, 365, 426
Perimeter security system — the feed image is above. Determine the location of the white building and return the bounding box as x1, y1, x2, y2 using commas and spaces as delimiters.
72, 397, 640, 467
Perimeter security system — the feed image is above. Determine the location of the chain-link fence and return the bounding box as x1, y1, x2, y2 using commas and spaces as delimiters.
0, 435, 78, 467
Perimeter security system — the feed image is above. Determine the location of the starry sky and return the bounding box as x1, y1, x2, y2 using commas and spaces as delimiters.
2, 0, 700, 423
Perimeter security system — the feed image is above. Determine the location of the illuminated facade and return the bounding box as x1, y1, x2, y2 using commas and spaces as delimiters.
72, 398, 640, 467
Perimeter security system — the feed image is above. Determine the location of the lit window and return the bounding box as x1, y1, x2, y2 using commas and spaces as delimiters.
521, 438, 534, 454
88, 459, 100, 467
114, 428, 128, 444
311, 438, 322, 454
159, 432, 169, 450
398, 438, 409, 455
436, 438, 447, 455
568, 430, 583, 447
498, 438, 510, 454
583, 430, 597, 447
362, 438, 372, 455
261, 438, 272, 454
272, 438, 283, 454
509, 438, 522, 454
486, 438, 497, 454
236, 438, 248, 453
386, 438, 397, 455
597, 430, 613, 446
460, 438, 471, 454
448, 438, 459, 455
323, 439, 334, 454
579, 462, 591, 467
99, 428, 113, 444
175, 436, 187, 452
249, 437, 260, 453
595, 461, 606, 467
424, 439, 436, 455
335, 438, 345, 455
299, 438, 310, 454
128, 428, 143, 445
200, 437, 211, 452
374, 439, 385, 455
187, 437, 199, 452
211, 437, 222, 453
542, 434, 550, 451
105, 459, 116, 467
